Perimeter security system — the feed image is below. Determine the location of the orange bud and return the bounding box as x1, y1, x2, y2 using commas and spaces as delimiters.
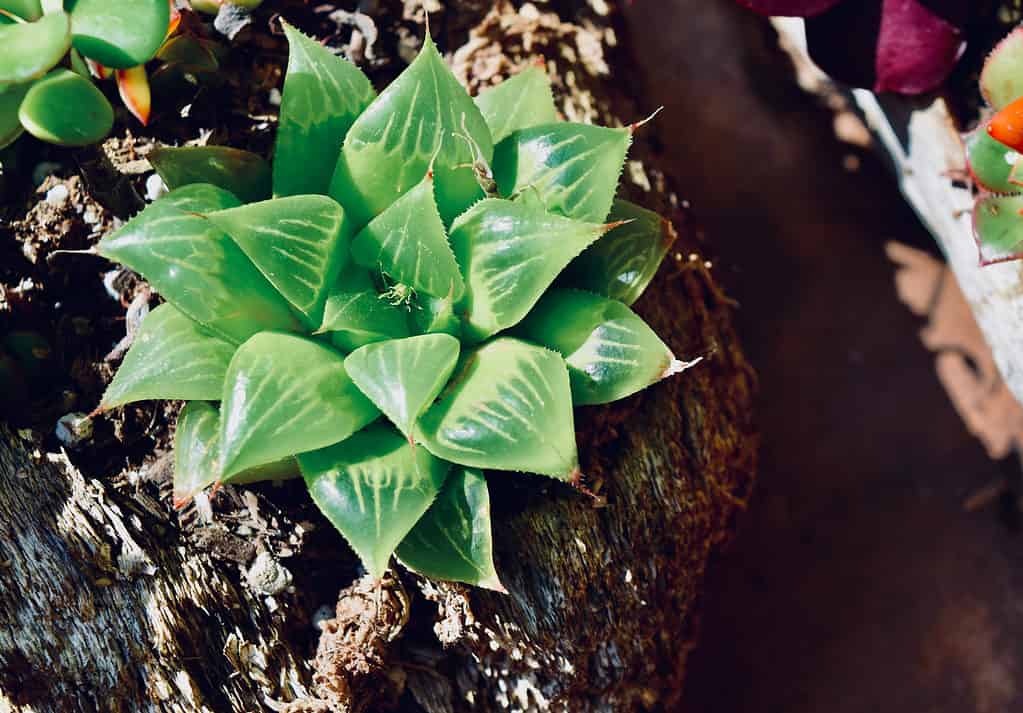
988, 95, 1023, 152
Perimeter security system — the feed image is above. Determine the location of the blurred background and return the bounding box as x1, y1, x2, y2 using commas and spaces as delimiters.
621, 1, 1023, 711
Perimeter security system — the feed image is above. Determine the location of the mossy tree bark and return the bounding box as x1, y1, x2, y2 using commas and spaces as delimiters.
0, 2, 756, 711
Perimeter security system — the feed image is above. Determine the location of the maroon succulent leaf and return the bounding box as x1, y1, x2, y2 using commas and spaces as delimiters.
873, 0, 965, 94
734, 0, 843, 16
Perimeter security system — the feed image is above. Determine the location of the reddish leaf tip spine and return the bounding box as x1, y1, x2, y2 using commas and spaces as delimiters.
629, 106, 663, 134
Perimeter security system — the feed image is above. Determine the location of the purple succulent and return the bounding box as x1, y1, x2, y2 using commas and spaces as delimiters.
736, 0, 971, 94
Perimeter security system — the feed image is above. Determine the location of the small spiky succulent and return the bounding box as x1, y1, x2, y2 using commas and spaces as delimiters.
0, 0, 255, 147
95, 23, 690, 590
967, 27, 1023, 264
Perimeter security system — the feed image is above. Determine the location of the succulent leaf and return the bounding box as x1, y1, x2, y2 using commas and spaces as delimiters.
350, 172, 465, 301
450, 198, 608, 342
411, 292, 461, 338
397, 466, 503, 591
148, 145, 272, 204
0, 0, 42, 21
330, 34, 494, 226
0, 83, 29, 149
966, 127, 1019, 194
100, 303, 235, 410
492, 122, 630, 223
116, 64, 151, 126
300, 423, 450, 578
974, 193, 1023, 264
418, 337, 579, 479
345, 334, 460, 442
274, 21, 376, 197
0, 11, 70, 86
206, 195, 352, 327
561, 199, 676, 305
219, 332, 379, 479
18, 68, 113, 146
98, 185, 302, 344
319, 266, 411, 352
67, 0, 169, 69
982, 27, 1023, 110
474, 65, 558, 144
155, 34, 219, 72
517, 289, 680, 405
988, 97, 1023, 154
173, 400, 221, 508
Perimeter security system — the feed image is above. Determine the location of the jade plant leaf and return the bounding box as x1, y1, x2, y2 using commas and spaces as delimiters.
173, 400, 221, 508
982, 27, 1023, 111
0, 83, 29, 149
319, 266, 411, 352
561, 199, 676, 305
330, 34, 494, 226
418, 337, 579, 479
350, 172, 465, 301
100, 303, 235, 410
98, 185, 302, 344
492, 122, 631, 223
966, 129, 1019, 194
450, 198, 609, 342
219, 332, 379, 478
0, 11, 70, 85
974, 193, 1023, 264
18, 68, 112, 146
345, 333, 460, 442
474, 65, 558, 144
299, 423, 450, 578
67, 0, 169, 69
274, 21, 376, 197
0, 0, 42, 20
116, 64, 151, 126
207, 195, 351, 326
517, 289, 683, 405
396, 466, 503, 591
149, 145, 272, 204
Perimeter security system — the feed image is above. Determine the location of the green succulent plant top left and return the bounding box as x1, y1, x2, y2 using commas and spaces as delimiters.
96, 22, 693, 591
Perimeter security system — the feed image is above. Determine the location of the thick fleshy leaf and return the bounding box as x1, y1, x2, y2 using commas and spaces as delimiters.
274, 21, 375, 197
734, 0, 841, 16
411, 292, 461, 337
517, 289, 683, 405
351, 172, 464, 301
299, 423, 450, 578
98, 185, 302, 344
449, 198, 609, 342
974, 193, 1023, 265
0, 0, 42, 20
207, 195, 351, 326
345, 334, 460, 441
330, 34, 494, 226
67, 0, 170, 69
319, 266, 411, 352
219, 332, 379, 478
418, 337, 578, 479
116, 64, 151, 126
492, 122, 630, 223
0, 82, 29, 149
474, 65, 558, 144
100, 303, 235, 410
396, 467, 503, 590
156, 33, 219, 72
0, 11, 70, 85
988, 97, 1023, 154
18, 69, 113, 146
561, 199, 675, 306
148, 145, 272, 204
173, 400, 221, 508
805, 0, 966, 95
965, 128, 1019, 194
982, 27, 1023, 110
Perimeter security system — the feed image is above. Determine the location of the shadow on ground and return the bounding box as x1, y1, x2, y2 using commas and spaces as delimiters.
623, 2, 1023, 711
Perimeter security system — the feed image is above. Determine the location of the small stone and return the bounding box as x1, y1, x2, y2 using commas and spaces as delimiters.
56, 412, 93, 448
45, 183, 69, 206
145, 173, 167, 202
268, 88, 282, 106
245, 552, 292, 596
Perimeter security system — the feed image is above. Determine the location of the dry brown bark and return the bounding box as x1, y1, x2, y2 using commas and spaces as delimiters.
0, 2, 757, 711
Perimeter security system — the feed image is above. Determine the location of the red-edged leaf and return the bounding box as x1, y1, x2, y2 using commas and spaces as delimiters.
117, 64, 151, 126
166, 0, 180, 39
87, 58, 111, 80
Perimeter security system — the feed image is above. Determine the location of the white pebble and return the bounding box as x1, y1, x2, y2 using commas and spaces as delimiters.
145, 173, 167, 202
45, 184, 69, 206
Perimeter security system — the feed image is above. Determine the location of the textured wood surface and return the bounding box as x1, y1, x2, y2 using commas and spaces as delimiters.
0, 2, 757, 711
